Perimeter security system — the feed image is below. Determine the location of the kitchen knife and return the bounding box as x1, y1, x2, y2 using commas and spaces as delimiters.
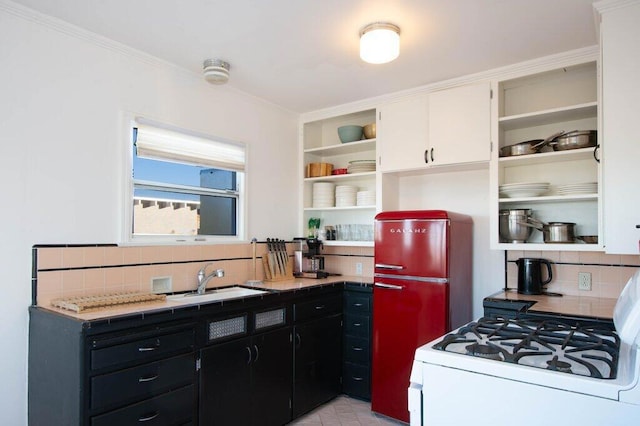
272, 237, 284, 276
277, 239, 286, 275
277, 239, 287, 274
266, 238, 276, 278
280, 239, 289, 272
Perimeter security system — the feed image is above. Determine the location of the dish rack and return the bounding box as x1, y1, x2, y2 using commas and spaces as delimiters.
51, 292, 166, 313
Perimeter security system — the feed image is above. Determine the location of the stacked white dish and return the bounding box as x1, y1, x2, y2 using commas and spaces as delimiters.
356, 190, 376, 206
347, 160, 376, 174
335, 185, 358, 207
556, 182, 597, 195
312, 182, 335, 208
499, 182, 550, 198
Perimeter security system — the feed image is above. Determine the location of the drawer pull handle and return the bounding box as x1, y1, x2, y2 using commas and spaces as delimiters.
315, 305, 325, 310
353, 323, 362, 327
352, 376, 364, 381
138, 412, 159, 422
138, 339, 160, 352
138, 374, 159, 383
352, 346, 364, 351
353, 303, 363, 307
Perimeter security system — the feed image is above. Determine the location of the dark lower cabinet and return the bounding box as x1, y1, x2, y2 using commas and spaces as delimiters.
199, 326, 293, 426
293, 313, 342, 418
342, 283, 372, 400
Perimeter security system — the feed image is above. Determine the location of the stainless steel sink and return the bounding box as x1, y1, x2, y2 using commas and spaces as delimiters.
166, 286, 268, 304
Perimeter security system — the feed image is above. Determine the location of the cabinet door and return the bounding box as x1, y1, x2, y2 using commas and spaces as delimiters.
601, 2, 640, 254
199, 337, 252, 426
378, 95, 429, 172
293, 314, 342, 418
251, 327, 293, 426
428, 81, 491, 166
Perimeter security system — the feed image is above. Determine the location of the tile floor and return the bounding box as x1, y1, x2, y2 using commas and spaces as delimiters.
289, 395, 405, 425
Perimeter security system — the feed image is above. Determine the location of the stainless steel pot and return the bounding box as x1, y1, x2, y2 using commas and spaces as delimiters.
523, 218, 576, 243
499, 131, 565, 157
499, 209, 533, 243
550, 130, 597, 151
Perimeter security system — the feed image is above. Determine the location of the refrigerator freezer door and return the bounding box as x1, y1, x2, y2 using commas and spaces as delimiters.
371, 277, 448, 422
374, 218, 448, 279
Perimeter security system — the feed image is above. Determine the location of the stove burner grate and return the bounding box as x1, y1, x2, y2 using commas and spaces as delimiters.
433, 316, 620, 379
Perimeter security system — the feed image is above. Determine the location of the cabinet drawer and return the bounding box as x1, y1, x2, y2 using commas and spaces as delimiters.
91, 328, 195, 370
91, 384, 194, 426
91, 353, 195, 411
343, 335, 370, 364
344, 313, 370, 338
342, 362, 370, 401
343, 292, 371, 314
294, 293, 342, 323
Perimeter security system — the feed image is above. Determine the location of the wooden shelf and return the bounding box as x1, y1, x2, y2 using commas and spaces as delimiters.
499, 193, 597, 204
498, 102, 597, 131
304, 171, 376, 182
304, 139, 376, 156
496, 242, 603, 251
303, 205, 376, 212
498, 147, 597, 166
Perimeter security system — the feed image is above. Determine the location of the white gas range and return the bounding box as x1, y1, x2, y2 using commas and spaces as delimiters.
409, 270, 640, 425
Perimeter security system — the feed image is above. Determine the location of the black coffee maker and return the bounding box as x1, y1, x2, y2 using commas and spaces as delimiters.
304, 238, 324, 272
516, 258, 557, 295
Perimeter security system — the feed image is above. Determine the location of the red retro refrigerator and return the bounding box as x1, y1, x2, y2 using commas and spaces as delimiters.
371, 210, 473, 422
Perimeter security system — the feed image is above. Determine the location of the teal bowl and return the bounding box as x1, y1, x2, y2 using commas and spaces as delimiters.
337, 125, 363, 143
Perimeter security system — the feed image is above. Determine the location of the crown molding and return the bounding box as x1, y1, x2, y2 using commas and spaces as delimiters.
301, 45, 598, 123
594, 0, 640, 14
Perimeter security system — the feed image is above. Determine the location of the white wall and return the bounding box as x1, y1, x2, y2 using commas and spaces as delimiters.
397, 169, 505, 318
0, 7, 298, 424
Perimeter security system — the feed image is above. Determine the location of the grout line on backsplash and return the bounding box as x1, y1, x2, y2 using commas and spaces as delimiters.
37, 257, 254, 272
506, 260, 640, 268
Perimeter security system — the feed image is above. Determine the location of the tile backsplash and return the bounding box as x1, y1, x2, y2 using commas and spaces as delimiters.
33, 243, 375, 307
506, 250, 640, 299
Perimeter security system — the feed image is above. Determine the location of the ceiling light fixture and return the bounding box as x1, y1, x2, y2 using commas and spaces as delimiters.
203, 59, 230, 84
359, 22, 401, 64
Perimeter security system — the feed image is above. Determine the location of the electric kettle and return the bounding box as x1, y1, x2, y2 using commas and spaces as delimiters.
516, 258, 553, 295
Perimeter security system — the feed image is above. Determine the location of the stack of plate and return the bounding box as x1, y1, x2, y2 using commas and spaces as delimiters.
356, 190, 376, 206
335, 185, 358, 207
499, 182, 550, 198
347, 160, 376, 174
556, 182, 597, 195
312, 182, 335, 208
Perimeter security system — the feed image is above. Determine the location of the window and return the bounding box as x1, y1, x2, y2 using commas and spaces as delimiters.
126, 118, 245, 242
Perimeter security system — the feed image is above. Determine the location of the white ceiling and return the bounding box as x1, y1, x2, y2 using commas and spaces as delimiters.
11, 0, 598, 113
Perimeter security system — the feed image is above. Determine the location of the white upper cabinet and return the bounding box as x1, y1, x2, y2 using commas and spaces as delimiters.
301, 109, 377, 246
377, 95, 429, 172
427, 81, 491, 166
490, 61, 600, 251
597, 0, 640, 254
377, 82, 491, 173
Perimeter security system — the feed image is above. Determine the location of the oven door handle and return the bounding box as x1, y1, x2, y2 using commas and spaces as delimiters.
374, 283, 404, 290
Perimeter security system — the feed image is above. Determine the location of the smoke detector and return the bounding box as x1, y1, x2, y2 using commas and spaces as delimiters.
203, 59, 230, 84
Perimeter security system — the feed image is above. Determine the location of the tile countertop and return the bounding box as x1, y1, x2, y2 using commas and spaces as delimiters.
486, 290, 618, 320
37, 275, 372, 322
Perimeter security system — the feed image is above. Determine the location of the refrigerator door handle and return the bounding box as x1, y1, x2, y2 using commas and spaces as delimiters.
375, 263, 404, 270
374, 282, 404, 290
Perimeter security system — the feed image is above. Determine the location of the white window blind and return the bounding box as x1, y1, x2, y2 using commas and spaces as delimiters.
135, 123, 245, 172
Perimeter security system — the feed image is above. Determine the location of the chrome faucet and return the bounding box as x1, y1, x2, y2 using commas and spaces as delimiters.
197, 263, 225, 294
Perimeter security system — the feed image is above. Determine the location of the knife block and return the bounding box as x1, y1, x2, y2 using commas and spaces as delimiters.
262, 254, 294, 282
